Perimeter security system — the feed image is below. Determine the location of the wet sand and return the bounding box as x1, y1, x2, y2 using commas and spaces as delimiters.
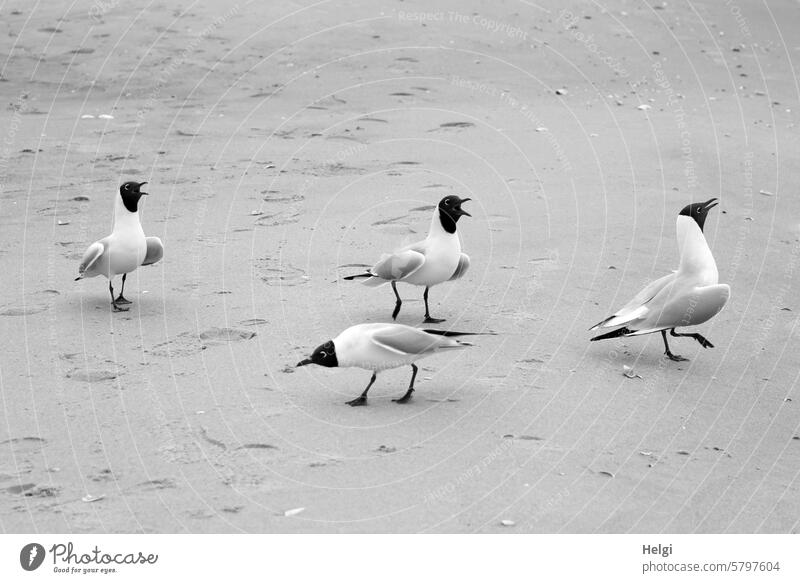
1, 0, 799, 533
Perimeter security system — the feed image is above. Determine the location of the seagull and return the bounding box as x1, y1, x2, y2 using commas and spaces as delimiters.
297, 323, 482, 406
590, 198, 730, 361
75, 181, 163, 311
343, 195, 471, 323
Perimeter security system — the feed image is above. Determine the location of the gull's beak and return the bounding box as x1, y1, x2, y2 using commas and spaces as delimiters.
138, 182, 149, 195
457, 198, 472, 217
296, 358, 312, 367
703, 197, 718, 211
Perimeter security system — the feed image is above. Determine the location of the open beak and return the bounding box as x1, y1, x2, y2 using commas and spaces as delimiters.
457, 198, 472, 217
296, 358, 312, 367
703, 197, 718, 211
138, 182, 149, 195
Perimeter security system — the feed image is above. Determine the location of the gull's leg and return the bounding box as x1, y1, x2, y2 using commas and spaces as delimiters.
346, 372, 377, 407
662, 329, 687, 361
670, 328, 714, 349
115, 273, 132, 304
393, 363, 418, 404
423, 286, 445, 324
391, 281, 402, 320
110, 279, 128, 312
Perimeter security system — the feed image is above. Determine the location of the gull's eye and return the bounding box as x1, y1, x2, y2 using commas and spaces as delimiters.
124, 184, 130, 191
319, 351, 327, 358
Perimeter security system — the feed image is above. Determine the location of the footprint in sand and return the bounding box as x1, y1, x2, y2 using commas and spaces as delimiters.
434, 121, 475, 130
66, 367, 119, 383
254, 209, 300, 227
5, 483, 60, 497
237, 443, 277, 450
370, 205, 432, 235
147, 327, 256, 358
262, 192, 304, 204
0, 304, 49, 316
199, 327, 256, 344
256, 258, 308, 287
137, 478, 176, 491
1, 290, 60, 316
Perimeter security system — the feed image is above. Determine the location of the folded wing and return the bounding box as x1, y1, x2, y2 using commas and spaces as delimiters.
370, 325, 465, 356
449, 253, 470, 281
142, 237, 164, 266
590, 272, 675, 330
370, 249, 425, 282
77, 241, 105, 278
627, 283, 730, 335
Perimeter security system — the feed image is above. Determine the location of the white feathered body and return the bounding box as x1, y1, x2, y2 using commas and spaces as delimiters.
334, 323, 469, 372
592, 215, 730, 334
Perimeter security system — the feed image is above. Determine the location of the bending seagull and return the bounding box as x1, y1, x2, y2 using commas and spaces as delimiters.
343, 195, 471, 323
297, 323, 480, 406
590, 198, 730, 361
75, 181, 163, 312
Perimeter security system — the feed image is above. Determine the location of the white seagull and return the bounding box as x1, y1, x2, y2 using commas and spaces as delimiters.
590, 198, 730, 361
343, 195, 471, 323
297, 323, 482, 406
75, 181, 163, 311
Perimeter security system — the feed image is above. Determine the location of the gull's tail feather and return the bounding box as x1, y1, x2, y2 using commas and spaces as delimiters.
343, 272, 372, 281
343, 271, 387, 287
590, 327, 634, 342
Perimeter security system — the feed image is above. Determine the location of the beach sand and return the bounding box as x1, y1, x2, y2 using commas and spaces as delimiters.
1, 0, 798, 533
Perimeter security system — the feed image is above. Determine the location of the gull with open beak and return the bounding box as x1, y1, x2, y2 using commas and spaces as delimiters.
343, 195, 472, 323
75, 181, 163, 311
590, 198, 730, 361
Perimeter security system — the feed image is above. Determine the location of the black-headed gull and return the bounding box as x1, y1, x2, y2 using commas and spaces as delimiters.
344, 196, 471, 323
297, 323, 481, 406
590, 198, 730, 361
75, 181, 163, 311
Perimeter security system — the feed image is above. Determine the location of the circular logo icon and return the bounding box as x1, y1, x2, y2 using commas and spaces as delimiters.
20, 543, 46, 571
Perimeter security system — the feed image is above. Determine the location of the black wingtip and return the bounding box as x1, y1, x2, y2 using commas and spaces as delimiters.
590, 327, 633, 342
422, 329, 497, 337
74, 276, 82, 281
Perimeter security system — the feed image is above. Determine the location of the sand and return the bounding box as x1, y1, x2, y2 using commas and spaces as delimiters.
1, 0, 798, 533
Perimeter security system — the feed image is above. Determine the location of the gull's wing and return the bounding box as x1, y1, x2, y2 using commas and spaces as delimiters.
370, 249, 425, 282
370, 325, 464, 356
628, 283, 731, 335
142, 236, 164, 266
590, 272, 676, 330
448, 253, 470, 281
77, 241, 105, 278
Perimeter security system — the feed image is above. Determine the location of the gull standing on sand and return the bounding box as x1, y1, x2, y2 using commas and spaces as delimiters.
297, 323, 481, 406
343, 195, 471, 323
75, 181, 163, 312
590, 198, 730, 361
